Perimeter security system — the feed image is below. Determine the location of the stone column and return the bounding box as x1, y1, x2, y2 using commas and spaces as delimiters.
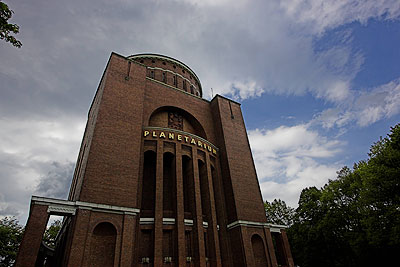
175, 144, 186, 266
15, 203, 49, 267
153, 140, 164, 266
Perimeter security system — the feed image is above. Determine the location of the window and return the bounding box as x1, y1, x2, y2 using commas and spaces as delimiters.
173, 75, 177, 87
183, 80, 187, 91
162, 72, 166, 82
150, 70, 155, 79
190, 85, 194, 94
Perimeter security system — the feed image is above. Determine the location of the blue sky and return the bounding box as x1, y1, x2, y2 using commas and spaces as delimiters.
1, 0, 400, 224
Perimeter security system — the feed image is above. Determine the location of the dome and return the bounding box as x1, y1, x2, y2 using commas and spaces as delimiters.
128, 53, 203, 97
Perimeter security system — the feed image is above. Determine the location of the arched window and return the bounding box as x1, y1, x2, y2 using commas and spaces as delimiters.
142, 151, 156, 216
90, 222, 117, 266
198, 159, 209, 220
251, 234, 268, 267
148, 106, 207, 139
182, 155, 193, 214
163, 152, 176, 216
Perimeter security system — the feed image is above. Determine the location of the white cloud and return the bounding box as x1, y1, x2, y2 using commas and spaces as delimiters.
248, 125, 343, 207
261, 163, 338, 208
230, 80, 264, 100
356, 78, 400, 126
314, 77, 400, 128
280, 0, 400, 35
0, 117, 85, 162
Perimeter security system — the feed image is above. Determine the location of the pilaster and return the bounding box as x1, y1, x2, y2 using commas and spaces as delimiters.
264, 228, 278, 267
192, 151, 206, 267
205, 154, 222, 267
68, 208, 91, 266
154, 140, 164, 266
281, 229, 295, 267
120, 213, 136, 267
15, 204, 49, 267
176, 144, 186, 266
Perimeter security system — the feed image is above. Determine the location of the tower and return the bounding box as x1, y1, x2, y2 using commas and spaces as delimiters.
16, 53, 294, 267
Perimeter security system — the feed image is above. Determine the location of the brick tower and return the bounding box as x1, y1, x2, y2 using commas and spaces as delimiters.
16, 53, 294, 267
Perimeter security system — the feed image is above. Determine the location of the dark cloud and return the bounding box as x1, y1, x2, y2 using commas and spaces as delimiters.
35, 161, 74, 199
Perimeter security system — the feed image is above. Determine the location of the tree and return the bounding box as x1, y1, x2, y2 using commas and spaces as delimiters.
0, 1, 22, 48
43, 220, 61, 249
356, 124, 400, 260
264, 199, 295, 226
0, 217, 24, 267
287, 123, 400, 267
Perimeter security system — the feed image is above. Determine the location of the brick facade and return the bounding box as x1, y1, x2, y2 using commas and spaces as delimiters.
16, 53, 294, 267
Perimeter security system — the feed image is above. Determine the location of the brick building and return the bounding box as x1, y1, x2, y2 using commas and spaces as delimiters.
16, 53, 294, 267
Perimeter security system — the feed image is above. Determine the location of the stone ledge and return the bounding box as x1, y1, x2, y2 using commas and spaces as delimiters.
226, 220, 288, 232
32, 196, 140, 216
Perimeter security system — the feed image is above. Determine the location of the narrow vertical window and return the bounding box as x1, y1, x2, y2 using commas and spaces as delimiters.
190, 85, 194, 94
183, 80, 187, 91
173, 75, 177, 87
150, 70, 155, 79
162, 72, 166, 82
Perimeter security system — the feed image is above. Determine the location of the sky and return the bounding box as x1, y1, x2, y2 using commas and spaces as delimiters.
1, 0, 400, 225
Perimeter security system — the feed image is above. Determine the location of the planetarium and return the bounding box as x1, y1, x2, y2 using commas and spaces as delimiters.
16, 53, 294, 267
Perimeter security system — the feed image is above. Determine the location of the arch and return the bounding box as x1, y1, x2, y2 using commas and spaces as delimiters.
148, 106, 207, 139
89, 222, 117, 267
251, 234, 268, 267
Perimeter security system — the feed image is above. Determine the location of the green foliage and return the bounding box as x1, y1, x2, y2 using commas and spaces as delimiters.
0, 1, 22, 48
0, 217, 24, 267
43, 220, 61, 249
287, 123, 400, 267
264, 199, 295, 226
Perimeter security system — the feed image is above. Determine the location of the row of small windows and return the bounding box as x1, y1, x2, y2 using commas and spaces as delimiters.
148, 69, 199, 96
139, 58, 195, 79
